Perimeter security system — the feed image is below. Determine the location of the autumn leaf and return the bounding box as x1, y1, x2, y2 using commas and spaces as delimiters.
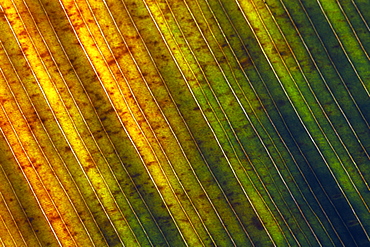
0, 0, 369, 246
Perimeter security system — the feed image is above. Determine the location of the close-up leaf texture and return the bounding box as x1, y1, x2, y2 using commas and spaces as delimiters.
0, 0, 369, 246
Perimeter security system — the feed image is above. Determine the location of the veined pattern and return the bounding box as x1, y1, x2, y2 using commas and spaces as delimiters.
0, 0, 369, 246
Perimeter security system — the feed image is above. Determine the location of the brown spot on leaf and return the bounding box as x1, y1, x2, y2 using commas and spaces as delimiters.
279, 50, 289, 57
50, 215, 61, 222
251, 216, 264, 231
348, 220, 359, 227
332, 193, 342, 200
240, 56, 252, 69
84, 163, 95, 172
19, 30, 27, 36
276, 99, 286, 107
107, 59, 115, 66
146, 161, 155, 166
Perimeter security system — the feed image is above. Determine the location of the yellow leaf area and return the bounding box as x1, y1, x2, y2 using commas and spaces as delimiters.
0, 0, 275, 246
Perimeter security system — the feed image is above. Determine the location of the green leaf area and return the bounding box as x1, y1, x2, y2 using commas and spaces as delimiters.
0, 0, 369, 246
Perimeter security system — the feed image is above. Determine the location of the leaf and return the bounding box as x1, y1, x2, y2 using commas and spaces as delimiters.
0, 0, 369, 246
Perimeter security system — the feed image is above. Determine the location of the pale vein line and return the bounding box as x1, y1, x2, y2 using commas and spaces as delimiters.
82, 0, 196, 245
177, 2, 284, 244
316, 0, 369, 97
1, 105, 76, 246
235, 0, 364, 244
1, 12, 77, 246
169, 0, 297, 244
21, 2, 142, 246
274, 0, 370, 197
0, 113, 62, 247
144, 0, 276, 245
23, 1, 151, 245
0, 43, 108, 246
55, 0, 187, 246
182, 4, 305, 242
143, 0, 261, 246
33, 0, 168, 244
297, 0, 370, 169
350, 0, 370, 32
211, 1, 329, 244
175, 0, 306, 244
0, 24, 116, 247
300, 1, 370, 223
45, 1, 149, 246
1, 65, 89, 247
0, 192, 28, 246
263, 1, 361, 244
0, 236, 4, 247
2, 4, 96, 239
100, 0, 219, 245
75, 1, 183, 245
202, 1, 340, 245
301, 0, 370, 143
279, 0, 370, 186
127, 0, 238, 243
176, 1, 352, 245
190, 1, 323, 245
234, 2, 321, 245
252, 0, 369, 239
166, 0, 292, 245
214, 0, 349, 245
146, 3, 256, 247
73, 1, 160, 245
0, 215, 16, 247
266, 0, 370, 213
298, 0, 370, 131
46, 6, 167, 247
263, 1, 353, 245
216, 1, 358, 245
36, 0, 161, 245
110, 0, 244, 245
335, 0, 370, 60
0, 145, 42, 246
104, 4, 209, 245
148, 0, 289, 245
